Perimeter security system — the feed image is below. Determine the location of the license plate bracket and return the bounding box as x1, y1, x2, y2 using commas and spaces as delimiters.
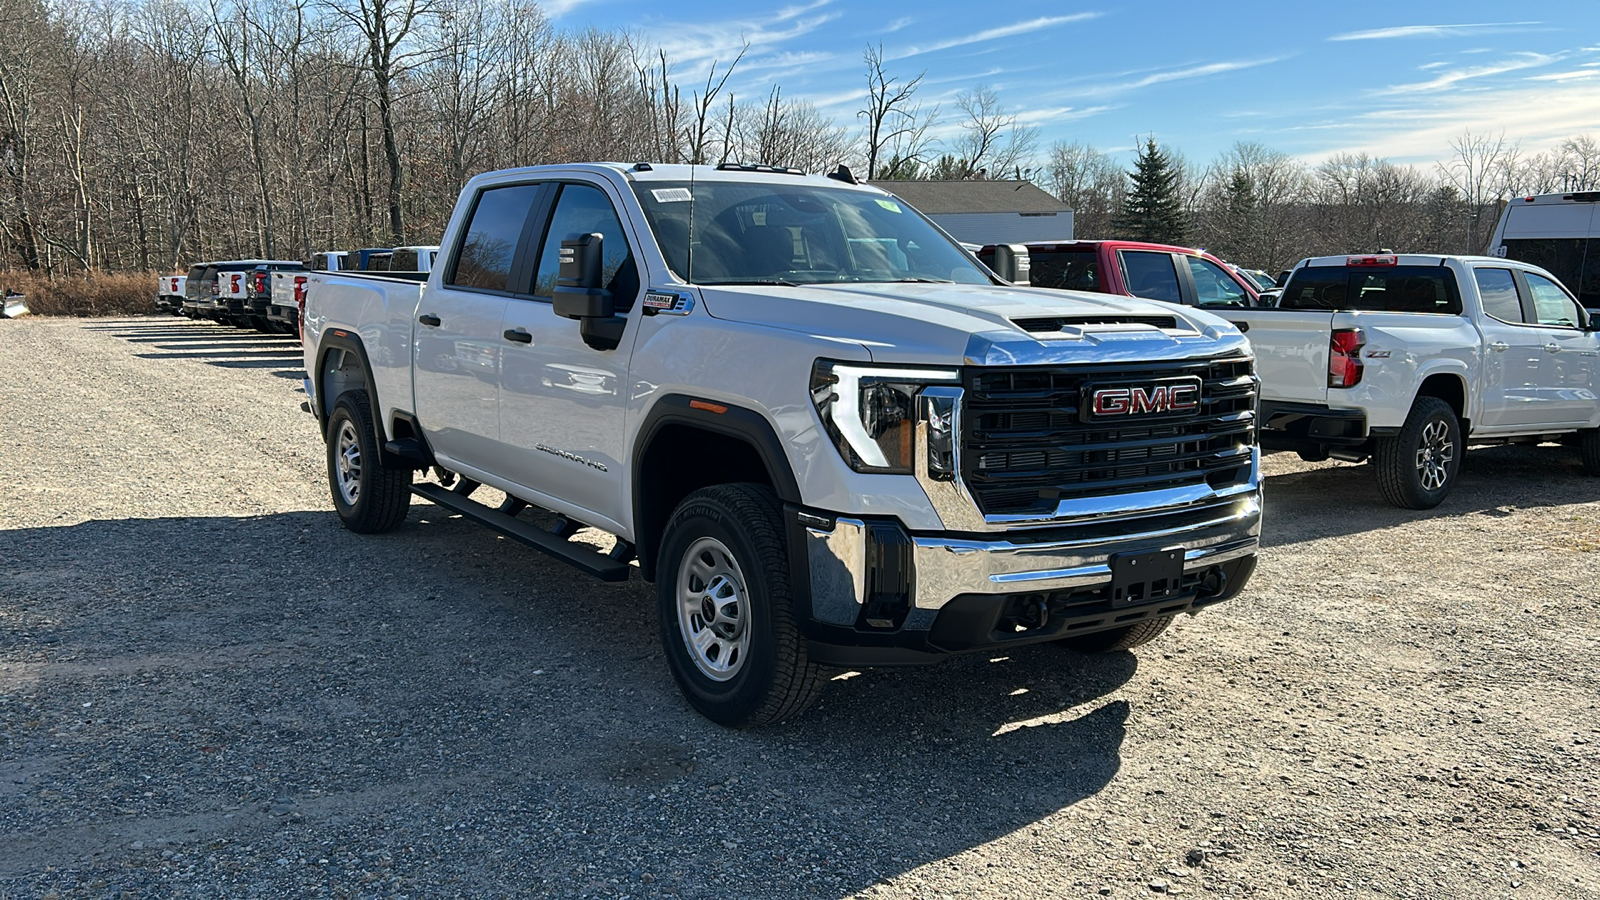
1109, 548, 1186, 607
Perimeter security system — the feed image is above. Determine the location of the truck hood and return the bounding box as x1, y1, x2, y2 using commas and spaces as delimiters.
695, 282, 1246, 366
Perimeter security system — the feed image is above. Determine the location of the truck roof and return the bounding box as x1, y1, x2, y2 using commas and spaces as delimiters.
471, 162, 886, 194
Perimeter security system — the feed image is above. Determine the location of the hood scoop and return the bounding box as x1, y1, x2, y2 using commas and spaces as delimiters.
1014, 314, 1182, 334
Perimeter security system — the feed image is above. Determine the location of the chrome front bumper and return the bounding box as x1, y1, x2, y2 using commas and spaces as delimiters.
803, 491, 1261, 627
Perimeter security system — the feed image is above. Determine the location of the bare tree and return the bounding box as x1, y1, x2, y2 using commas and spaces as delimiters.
1438, 129, 1519, 254
951, 85, 1035, 180
683, 45, 746, 166
1044, 141, 1122, 238
858, 43, 933, 180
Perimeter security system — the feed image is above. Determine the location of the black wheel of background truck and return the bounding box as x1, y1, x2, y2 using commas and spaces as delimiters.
1374, 397, 1461, 509
656, 483, 824, 728
325, 390, 411, 534
1580, 429, 1600, 476
1059, 616, 1174, 653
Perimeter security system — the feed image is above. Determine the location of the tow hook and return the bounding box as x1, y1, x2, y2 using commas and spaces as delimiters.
1016, 597, 1050, 631
1197, 566, 1228, 599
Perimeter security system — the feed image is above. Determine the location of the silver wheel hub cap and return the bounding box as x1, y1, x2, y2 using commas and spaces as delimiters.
676, 537, 750, 682
1415, 419, 1454, 492
335, 420, 362, 506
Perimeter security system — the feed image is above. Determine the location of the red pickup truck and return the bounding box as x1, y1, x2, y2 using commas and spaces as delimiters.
979, 240, 1263, 309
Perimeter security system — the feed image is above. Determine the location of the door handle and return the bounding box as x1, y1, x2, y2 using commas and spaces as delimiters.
1489, 341, 1508, 352
1545, 343, 1561, 354
503, 328, 533, 344
418, 313, 441, 327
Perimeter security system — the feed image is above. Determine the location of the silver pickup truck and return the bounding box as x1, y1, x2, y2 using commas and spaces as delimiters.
301, 162, 1263, 726
1226, 254, 1600, 508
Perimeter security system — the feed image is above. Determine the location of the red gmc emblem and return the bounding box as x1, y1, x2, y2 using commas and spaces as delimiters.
1084, 377, 1202, 420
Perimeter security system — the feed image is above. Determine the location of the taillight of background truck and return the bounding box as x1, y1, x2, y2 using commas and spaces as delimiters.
1328, 328, 1365, 388
294, 276, 308, 343
229, 273, 241, 293
253, 272, 268, 294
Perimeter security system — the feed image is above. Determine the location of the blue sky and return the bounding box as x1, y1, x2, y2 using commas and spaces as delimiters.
546, 0, 1600, 170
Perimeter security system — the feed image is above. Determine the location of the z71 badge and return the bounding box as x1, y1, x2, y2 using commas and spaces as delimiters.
643, 291, 694, 316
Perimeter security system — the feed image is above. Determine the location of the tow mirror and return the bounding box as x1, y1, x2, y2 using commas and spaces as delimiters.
990, 244, 1031, 285
552, 232, 625, 351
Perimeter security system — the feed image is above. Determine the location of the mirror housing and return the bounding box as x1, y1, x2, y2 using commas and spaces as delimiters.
551, 232, 626, 351
989, 244, 1031, 285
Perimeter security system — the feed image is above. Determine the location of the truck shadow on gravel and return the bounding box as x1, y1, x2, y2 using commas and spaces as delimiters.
1, 508, 1137, 896
84, 319, 304, 374
1260, 443, 1600, 548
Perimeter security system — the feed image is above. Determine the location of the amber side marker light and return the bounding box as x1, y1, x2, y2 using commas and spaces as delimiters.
689, 399, 728, 414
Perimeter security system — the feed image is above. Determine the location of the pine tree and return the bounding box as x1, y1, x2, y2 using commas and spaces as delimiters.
1115, 138, 1189, 244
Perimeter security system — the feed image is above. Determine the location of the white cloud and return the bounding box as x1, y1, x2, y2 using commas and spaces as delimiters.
1377, 53, 1557, 94
1328, 22, 1542, 41
1530, 69, 1600, 82
1303, 82, 1600, 164
539, 0, 593, 18
885, 13, 1101, 60
1050, 57, 1286, 100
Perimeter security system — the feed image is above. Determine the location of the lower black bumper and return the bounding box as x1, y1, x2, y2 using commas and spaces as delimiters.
1258, 400, 1368, 453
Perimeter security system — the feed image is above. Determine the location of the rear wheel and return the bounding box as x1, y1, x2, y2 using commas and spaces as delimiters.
1374, 397, 1460, 509
1059, 616, 1174, 653
656, 484, 824, 728
1580, 429, 1600, 475
325, 390, 411, 533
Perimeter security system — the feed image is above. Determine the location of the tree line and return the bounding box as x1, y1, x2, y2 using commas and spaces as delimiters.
3, 0, 1597, 276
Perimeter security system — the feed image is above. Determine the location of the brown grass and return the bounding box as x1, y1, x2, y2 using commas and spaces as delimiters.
0, 270, 165, 317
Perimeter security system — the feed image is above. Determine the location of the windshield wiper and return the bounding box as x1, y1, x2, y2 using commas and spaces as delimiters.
703, 278, 802, 287
884, 277, 955, 283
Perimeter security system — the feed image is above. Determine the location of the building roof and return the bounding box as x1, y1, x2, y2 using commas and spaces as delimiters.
866, 179, 1069, 215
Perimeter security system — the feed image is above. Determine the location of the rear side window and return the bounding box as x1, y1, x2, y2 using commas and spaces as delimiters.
1120, 251, 1181, 303
450, 183, 541, 292
1187, 257, 1250, 308
1028, 249, 1102, 292
1524, 272, 1583, 327
1473, 268, 1523, 323
1280, 266, 1461, 314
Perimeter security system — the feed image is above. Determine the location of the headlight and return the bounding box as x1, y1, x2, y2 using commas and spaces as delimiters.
811, 361, 959, 474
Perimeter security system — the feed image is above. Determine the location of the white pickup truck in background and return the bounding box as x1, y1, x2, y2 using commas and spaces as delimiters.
301, 162, 1264, 726
1227, 254, 1600, 508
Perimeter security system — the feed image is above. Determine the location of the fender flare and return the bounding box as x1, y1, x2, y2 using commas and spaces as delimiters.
1410, 359, 1474, 422
631, 394, 802, 580
313, 330, 404, 467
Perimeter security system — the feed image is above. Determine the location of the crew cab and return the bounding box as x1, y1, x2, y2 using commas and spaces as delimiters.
244, 262, 307, 333
978, 240, 1264, 310
1227, 253, 1600, 508
302, 163, 1262, 727
155, 274, 187, 315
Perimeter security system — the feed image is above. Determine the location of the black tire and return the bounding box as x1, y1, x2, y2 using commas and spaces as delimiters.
1580, 429, 1600, 476
1059, 615, 1174, 653
656, 483, 824, 728
325, 390, 411, 534
1374, 397, 1461, 509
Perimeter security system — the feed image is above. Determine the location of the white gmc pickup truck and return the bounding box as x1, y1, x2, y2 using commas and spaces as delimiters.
301, 162, 1262, 726
1228, 254, 1600, 508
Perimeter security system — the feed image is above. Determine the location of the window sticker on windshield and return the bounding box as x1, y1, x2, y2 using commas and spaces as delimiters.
652, 188, 692, 203
875, 198, 902, 213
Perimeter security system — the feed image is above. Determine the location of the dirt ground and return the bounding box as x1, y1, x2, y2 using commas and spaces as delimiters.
1, 316, 1597, 898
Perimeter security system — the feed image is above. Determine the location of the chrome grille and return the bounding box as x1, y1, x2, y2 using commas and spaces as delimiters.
960, 356, 1256, 515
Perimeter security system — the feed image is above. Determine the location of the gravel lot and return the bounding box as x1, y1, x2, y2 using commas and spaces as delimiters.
2, 315, 1598, 899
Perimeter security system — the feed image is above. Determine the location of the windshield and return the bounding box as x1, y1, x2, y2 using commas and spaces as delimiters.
631, 180, 991, 286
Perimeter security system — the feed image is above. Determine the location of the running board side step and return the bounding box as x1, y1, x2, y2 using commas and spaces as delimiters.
410, 482, 631, 582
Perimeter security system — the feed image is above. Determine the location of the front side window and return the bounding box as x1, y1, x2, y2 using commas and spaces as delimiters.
1187, 257, 1250, 307
1473, 268, 1523, 323
1120, 251, 1182, 303
1524, 272, 1583, 327
449, 183, 541, 292
631, 181, 989, 286
533, 183, 638, 310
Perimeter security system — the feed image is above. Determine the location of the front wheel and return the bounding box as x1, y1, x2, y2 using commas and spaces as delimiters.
656, 484, 824, 728
325, 390, 411, 533
1579, 429, 1600, 476
1374, 397, 1461, 509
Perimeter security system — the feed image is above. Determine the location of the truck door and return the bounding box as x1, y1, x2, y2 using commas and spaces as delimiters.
1519, 269, 1599, 426
497, 180, 639, 526
414, 182, 544, 466
1472, 266, 1552, 429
